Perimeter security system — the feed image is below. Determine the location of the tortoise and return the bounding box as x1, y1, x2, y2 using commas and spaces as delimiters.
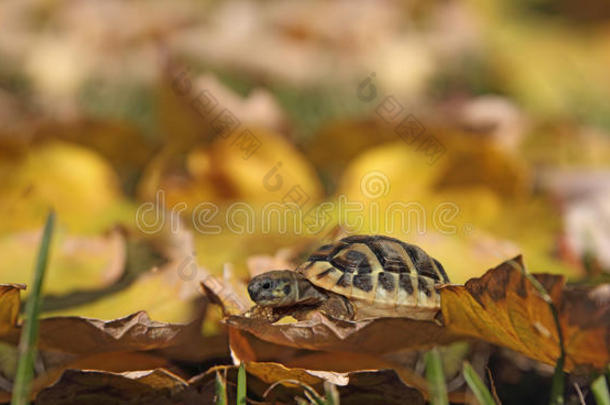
246, 235, 449, 322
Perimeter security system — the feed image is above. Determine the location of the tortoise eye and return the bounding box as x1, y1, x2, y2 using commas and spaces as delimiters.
262, 282, 271, 289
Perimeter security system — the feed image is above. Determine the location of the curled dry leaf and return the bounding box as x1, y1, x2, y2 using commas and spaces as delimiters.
0, 352, 172, 403
36, 369, 188, 405
189, 362, 426, 405
37, 311, 197, 354
0, 281, 211, 401
0, 285, 201, 355
0, 284, 25, 334
227, 326, 444, 400
15, 311, 196, 355
225, 313, 461, 354
36, 362, 425, 405
440, 255, 610, 372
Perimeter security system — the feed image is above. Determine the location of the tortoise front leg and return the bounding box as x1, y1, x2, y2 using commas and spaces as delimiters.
244, 305, 313, 323
318, 293, 354, 321
244, 305, 283, 323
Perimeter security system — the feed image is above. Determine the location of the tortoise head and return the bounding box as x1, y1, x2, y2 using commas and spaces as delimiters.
247, 270, 299, 307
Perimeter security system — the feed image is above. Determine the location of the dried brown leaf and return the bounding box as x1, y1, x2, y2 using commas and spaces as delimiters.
440, 255, 610, 371
0, 284, 25, 334
189, 362, 426, 405
0, 310, 199, 355
36, 368, 188, 405
202, 267, 463, 354
0, 352, 172, 403
36, 311, 197, 354
34, 362, 425, 404
225, 312, 462, 354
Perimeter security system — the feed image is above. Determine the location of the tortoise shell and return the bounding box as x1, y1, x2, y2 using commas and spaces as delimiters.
297, 235, 449, 320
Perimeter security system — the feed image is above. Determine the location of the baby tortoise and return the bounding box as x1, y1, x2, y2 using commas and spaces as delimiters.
247, 235, 449, 322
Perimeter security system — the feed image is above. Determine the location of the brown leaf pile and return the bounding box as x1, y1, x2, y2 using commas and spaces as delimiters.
36, 363, 426, 405
4, 252, 604, 402
0, 284, 207, 402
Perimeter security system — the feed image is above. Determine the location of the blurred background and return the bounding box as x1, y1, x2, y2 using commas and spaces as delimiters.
0, 0, 610, 400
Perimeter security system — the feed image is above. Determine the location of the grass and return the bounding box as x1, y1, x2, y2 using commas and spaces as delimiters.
237, 362, 246, 405
215, 363, 248, 405
215, 370, 227, 405
425, 347, 448, 405
463, 362, 497, 405
263, 379, 338, 405
11, 212, 55, 405
592, 375, 610, 405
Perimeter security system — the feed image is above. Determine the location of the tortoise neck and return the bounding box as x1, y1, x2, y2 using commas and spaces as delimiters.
294, 273, 327, 305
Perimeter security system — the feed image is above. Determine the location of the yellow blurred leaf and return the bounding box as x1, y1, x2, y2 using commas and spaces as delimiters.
210, 126, 322, 204
0, 141, 130, 234
0, 229, 125, 297
42, 220, 200, 323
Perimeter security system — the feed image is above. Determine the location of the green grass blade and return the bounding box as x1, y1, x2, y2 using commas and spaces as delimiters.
425, 347, 448, 405
11, 211, 55, 405
237, 362, 246, 405
463, 362, 496, 405
592, 375, 610, 405
263, 379, 325, 405
324, 381, 340, 405
215, 371, 227, 405
548, 355, 565, 405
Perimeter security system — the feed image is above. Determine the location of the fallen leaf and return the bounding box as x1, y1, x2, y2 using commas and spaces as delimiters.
33, 361, 426, 404
35, 368, 188, 405
306, 119, 398, 188
189, 362, 426, 405
227, 326, 468, 402
1, 311, 198, 355
440, 256, 610, 372
0, 352, 172, 403
225, 313, 462, 354
0, 284, 25, 334
0, 229, 126, 298
37, 120, 156, 194
43, 219, 204, 323
0, 141, 129, 234
433, 137, 530, 199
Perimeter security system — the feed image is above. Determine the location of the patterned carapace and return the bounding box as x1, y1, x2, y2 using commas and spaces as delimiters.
297, 235, 449, 319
